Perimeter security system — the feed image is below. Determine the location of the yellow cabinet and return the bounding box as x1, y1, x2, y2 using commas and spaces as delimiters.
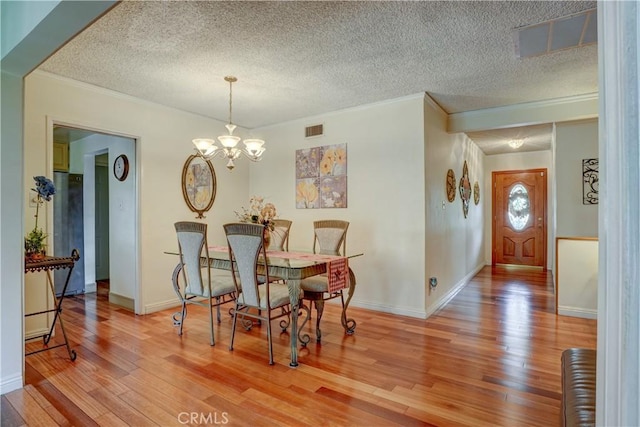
53, 142, 69, 171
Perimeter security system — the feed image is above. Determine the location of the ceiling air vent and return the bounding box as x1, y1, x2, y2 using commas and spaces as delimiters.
305, 124, 323, 138
514, 8, 597, 59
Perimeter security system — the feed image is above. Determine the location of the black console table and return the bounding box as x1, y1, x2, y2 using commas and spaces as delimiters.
24, 249, 80, 361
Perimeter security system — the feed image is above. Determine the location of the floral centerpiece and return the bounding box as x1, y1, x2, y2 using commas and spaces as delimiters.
235, 196, 277, 231
25, 176, 56, 260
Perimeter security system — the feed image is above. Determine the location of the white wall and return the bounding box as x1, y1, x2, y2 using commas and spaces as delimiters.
483, 150, 553, 267
597, 3, 640, 423
556, 119, 599, 237
556, 238, 598, 318
1, 71, 27, 394
424, 97, 486, 316
24, 71, 251, 315
253, 94, 428, 317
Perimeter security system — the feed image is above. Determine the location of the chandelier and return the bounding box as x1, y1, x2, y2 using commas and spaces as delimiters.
192, 76, 266, 170
508, 139, 524, 149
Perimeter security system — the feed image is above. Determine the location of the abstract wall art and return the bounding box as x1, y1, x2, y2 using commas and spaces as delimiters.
295, 143, 347, 209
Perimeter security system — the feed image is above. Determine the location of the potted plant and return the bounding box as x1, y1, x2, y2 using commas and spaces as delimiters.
25, 176, 56, 260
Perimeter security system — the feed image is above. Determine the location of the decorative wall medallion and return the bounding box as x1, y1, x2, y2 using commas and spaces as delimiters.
459, 161, 471, 218
473, 181, 480, 205
446, 169, 456, 202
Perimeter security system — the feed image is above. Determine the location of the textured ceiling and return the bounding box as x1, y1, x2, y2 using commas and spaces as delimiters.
39, 0, 598, 155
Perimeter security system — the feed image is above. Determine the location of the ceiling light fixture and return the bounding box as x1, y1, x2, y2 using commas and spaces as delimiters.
508, 139, 524, 149
193, 76, 265, 170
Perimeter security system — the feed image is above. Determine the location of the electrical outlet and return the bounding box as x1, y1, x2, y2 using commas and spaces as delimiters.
28, 193, 37, 208
429, 277, 438, 288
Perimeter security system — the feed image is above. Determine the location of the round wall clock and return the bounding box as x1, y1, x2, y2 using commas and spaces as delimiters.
113, 154, 129, 181
446, 169, 456, 202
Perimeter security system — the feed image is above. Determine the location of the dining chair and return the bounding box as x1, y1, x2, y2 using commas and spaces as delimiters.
269, 219, 292, 251
224, 222, 298, 365
172, 221, 236, 346
300, 220, 353, 342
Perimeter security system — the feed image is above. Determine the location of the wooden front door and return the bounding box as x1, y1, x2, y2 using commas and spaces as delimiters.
492, 169, 547, 267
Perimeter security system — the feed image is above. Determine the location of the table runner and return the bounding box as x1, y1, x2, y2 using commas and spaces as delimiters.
209, 246, 349, 292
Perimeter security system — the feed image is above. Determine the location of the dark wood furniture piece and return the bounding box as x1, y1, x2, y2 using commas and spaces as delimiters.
24, 249, 80, 361
561, 348, 596, 427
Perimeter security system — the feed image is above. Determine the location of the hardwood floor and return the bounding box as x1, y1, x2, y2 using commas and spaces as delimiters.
2, 266, 596, 426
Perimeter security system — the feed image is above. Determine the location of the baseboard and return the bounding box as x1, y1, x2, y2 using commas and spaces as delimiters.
346, 299, 427, 319
558, 306, 597, 319
0, 373, 23, 395
85, 281, 97, 293
143, 298, 181, 314
24, 327, 50, 341
108, 292, 134, 311
425, 263, 485, 318
322, 264, 485, 320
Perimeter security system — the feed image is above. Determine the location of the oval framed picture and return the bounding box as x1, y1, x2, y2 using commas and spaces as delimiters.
181, 154, 217, 219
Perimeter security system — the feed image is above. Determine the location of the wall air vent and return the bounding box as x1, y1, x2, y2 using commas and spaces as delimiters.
305, 124, 324, 138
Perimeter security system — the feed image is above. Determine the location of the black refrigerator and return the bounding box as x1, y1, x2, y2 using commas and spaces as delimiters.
53, 172, 85, 296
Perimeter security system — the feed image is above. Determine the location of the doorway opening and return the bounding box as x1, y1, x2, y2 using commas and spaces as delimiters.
51, 123, 137, 310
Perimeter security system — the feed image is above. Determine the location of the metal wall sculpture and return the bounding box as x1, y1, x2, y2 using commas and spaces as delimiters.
446, 169, 456, 202
582, 158, 598, 205
459, 161, 471, 218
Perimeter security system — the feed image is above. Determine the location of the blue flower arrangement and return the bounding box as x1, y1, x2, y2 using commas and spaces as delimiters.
25, 176, 56, 259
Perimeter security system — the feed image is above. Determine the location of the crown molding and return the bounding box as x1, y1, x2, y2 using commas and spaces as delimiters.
447, 93, 599, 133
257, 92, 425, 131
30, 70, 231, 125
424, 92, 447, 119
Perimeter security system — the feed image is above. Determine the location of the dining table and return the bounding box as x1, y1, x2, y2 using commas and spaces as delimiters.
167, 246, 361, 367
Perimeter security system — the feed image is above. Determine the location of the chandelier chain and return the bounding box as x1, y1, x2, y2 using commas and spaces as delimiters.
228, 78, 233, 125
224, 75, 237, 126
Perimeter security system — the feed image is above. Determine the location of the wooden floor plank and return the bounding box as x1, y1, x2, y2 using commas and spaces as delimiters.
3, 388, 60, 427
87, 388, 156, 427
1, 394, 27, 427
13, 265, 596, 426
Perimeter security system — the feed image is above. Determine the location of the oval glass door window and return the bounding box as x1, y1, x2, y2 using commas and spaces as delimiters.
508, 184, 530, 231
